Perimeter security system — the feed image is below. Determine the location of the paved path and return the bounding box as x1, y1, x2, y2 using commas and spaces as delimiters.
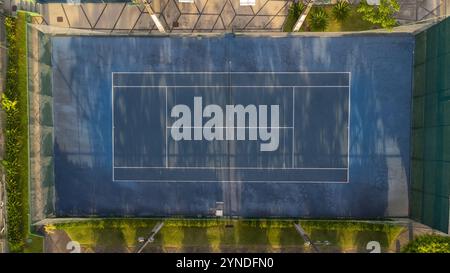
37, 0, 291, 33
396, 0, 449, 23
3, 0, 447, 31
44, 230, 73, 253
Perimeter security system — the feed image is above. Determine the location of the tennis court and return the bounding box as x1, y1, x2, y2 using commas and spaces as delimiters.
45, 34, 413, 217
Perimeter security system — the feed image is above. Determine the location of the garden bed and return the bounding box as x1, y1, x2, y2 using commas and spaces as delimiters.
51, 219, 405, 253
301, 5, 378, 32
3, 12, 30, 252
3, 11, 43, 253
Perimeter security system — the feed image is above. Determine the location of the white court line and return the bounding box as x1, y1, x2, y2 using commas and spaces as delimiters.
113, 85, 350, 88
347, 72, 351, 181
165, 126, 294, 129
111, 71, 351, 183
292, 87, 295, 168
112, 71, 351, 74
112, 74, 115, 181
114, 166, 348, 170
165, 87, 168, 168
113, 179, 349, 184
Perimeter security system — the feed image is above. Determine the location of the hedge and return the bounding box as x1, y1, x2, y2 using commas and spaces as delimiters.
402, 235, 450, 253
2, 12, 30, 252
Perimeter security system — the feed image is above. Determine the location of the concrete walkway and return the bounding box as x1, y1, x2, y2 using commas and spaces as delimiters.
4, 0, 447, 31
396, 0, 449, 23
44, 230, 73, 253
38, 0, 291, 33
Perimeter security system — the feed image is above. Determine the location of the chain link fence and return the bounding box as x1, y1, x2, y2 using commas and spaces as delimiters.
27, 22, 56, 224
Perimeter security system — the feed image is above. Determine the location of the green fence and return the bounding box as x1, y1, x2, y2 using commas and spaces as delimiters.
411, 17, 450, 233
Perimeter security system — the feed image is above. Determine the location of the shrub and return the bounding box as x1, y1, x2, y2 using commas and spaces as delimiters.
290, 2, 306, 19
284, 2, 306, 32
357, 0, 399, 29
332, 0, 351, 22
309, 7, 329, 31
402, 235, 450, 253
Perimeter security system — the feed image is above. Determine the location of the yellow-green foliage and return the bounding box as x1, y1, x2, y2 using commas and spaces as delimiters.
332, 0, 351, 22
2, 12, 29, 252
402, 235, 450, 253
357, 0, 399, 29
55, 219, 404, 252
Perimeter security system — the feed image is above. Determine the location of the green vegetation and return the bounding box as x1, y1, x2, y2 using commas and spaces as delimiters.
357, 0, 399, 29
402, 235, 450, 253
332, 0, 351, 22
283, 2, 306, 32
309, 7, 330, 31
301, 220, 403, 250
2, 12, 30, 253
302, 5, 377, 32
53, 219, 404, 252
23, 234, 44, 253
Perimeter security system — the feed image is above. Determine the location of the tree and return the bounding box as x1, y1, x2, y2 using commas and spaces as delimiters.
357, 0, 400, 29
309, 7, 329, 31
332, 0, 351, 22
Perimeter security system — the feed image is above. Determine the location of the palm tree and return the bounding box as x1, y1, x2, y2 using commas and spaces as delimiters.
332, 0, 351, 22
309, 7, 329, 31
290, 1, 306, 18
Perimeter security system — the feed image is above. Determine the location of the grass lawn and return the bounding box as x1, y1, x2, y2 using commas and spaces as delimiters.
16, 11, 30, 251
283, 2, 306, 32
23, 234, 44, 253
54, 219, 404, 253
283, 9, 300, 32
301, 5, 378, 32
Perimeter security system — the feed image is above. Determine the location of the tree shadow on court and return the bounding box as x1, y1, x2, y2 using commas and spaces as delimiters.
345, 41, 411, 218
52, 63, 132, 216
53, 141, 91, 216
292, 40, 410, 219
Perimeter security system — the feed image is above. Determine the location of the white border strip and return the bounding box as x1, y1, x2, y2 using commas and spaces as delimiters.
114, 166, 347, 170
113, 180, 349, 184
112, 72, 350, 74
113, 86, 350, 88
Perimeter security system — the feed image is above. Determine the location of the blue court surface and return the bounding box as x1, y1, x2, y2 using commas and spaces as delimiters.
51, 34, 413, 217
